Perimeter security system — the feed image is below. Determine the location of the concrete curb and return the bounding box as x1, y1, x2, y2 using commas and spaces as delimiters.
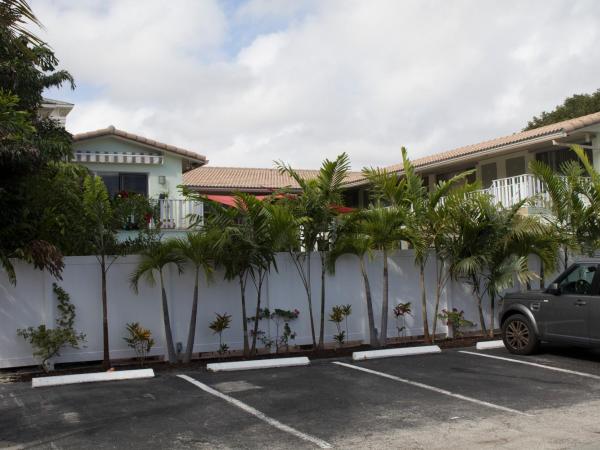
476, 340, 505, 350
352, 345, 442, 361
32, 368, 155, 388
206, 357, 310, 372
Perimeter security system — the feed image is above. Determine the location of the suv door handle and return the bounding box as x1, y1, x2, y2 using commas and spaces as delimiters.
575, 299, 587, 306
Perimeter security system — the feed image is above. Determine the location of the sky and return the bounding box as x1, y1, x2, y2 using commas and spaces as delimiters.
33, 0, 600, 170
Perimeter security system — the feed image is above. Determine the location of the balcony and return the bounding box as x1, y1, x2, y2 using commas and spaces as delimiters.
157, 199, 204, 230
485, 174, 548, 209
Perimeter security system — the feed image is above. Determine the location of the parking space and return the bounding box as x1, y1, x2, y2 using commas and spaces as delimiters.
3, 346, 600, 449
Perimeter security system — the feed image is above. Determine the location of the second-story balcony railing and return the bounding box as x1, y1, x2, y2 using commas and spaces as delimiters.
486, 174, 548, 209
156, 199, 204, 230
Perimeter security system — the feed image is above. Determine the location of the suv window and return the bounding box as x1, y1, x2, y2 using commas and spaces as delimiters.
558, 264, 598, 295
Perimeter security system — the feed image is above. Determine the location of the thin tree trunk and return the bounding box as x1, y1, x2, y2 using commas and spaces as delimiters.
380, 249, 389, 347
420, 262, 431, 343
239, 275, 250, 357
489, 292, 495, 338
564, 246, 569, 272
475, 290, 487, 335
306, 252, 317, 349
539, 259, 545, 289
183, 266, 199, 364
432, 258, 445, 342
251, 271, 264, 355
359, 256, 377, 346
101, 255, 110, 370
318, 253, 326, 350
159, 270, 177, 364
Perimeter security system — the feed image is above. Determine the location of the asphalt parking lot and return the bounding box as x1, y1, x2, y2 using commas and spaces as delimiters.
3, 345, 600, 449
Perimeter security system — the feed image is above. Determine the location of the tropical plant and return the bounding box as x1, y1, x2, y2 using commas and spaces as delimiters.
449, 193, 558, 336
173, 230, 216, 363
209, 312, 232, 355
437, 308, 473, 338
328, 213, 378, 346
276, 153, 351, 350
393, 302, 412, 337
123, 322, 154, 367
329, 305, 346, 347
17, 283, 85, 372
130, 240, 186, 364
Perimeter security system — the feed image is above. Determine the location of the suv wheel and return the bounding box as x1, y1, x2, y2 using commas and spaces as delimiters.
502, 314, 539, 355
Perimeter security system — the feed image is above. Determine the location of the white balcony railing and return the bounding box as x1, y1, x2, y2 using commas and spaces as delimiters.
157, 199, 204, 230
486, 174, 548, 208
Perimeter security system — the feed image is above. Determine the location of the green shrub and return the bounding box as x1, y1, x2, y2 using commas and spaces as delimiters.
123, 322, 155, 367
209, 313, 232, 354
17, 284, 86, 372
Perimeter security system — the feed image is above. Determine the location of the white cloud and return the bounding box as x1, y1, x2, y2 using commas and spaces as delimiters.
33, 0, 600, 170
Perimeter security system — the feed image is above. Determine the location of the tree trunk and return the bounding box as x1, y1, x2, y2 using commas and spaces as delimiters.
432, 258, 444, 342
475, 290, 487, 335
489, 293, 495, 338
183, 266, 199, 364
306, 252, 317, 349
420, 263, 431, 343
251, 271, 264, 355
100, 255, 110, 370
318, 253, 326, 350
539, 259, 545, 289
239, 275, 250, 357
563, 246, 569, 272
380, 249, 389, 347
159, 270, 177, 364
359, 256, 377, 346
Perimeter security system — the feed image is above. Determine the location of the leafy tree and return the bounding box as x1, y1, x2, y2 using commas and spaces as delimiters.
130, 240, 186, 364
276, 153, 351, 350
0, 0, 74, 283
524, 89, 600, 131
173, 230, 216, 363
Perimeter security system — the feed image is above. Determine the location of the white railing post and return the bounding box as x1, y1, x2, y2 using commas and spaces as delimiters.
158, 199, 203, 230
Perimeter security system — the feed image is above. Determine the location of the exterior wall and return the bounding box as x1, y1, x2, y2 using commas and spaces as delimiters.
73, 137, 184, 198
0, 251, 505, 368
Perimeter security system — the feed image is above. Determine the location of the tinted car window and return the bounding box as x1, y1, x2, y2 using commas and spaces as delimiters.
559, 264, 597, 295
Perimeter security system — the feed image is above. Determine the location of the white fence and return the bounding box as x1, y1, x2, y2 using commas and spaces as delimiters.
0, 251, 528, 369
157, 199, 203, 230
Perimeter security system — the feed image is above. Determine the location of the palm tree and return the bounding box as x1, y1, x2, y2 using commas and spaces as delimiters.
530, 149, 590, 272
276, 153, 351, 350
173, 230, 216, 364
130, 240, 186, 364
360, 204, 408, 346
328, 213, 378, 346
450, 193, 558, 336
363, 148, 473, 343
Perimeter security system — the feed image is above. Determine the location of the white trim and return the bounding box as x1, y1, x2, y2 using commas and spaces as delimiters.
352, 345, 441, 360
32, 369, 154, 388
206, 357, 310, 372
475, 340, 505, 350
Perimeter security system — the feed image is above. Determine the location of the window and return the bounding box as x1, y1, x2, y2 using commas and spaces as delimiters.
505, 156, 525, 178
481, 163, 497, 188
558, 264, 598, 295
535, 148, 593, 173
98, 172, 148, 197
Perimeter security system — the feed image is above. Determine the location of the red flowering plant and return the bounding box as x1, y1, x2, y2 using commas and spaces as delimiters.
393, 302, 412, 337
112, 192, 158, 230
437, 308, 474, 338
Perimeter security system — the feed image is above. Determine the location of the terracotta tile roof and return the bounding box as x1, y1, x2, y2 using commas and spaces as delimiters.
183, 166, 364, 191
73, 126, 207, 164
345, 111, 600, 187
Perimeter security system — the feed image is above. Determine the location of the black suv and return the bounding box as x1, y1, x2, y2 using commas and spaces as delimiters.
500, 259, 600, 354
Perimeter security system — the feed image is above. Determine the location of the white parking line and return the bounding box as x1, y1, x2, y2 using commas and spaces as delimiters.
177, 374, 332, 449
332, 362, 531, 416
459, 351, 600, 380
